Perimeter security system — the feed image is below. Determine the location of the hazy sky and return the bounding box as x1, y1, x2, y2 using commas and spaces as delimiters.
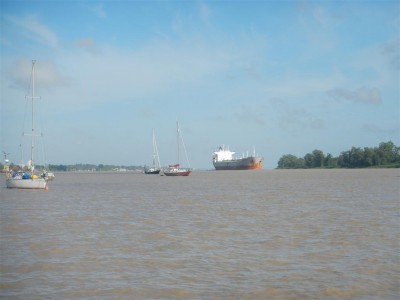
1, 0, 399, 169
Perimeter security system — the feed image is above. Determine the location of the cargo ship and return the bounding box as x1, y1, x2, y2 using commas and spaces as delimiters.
212, 146, 263, 170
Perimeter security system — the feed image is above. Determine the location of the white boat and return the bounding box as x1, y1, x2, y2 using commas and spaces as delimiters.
164, 122, 192, 176
144, 129, 161, 174
6, 171, 48, 189
6, 60, 51, 189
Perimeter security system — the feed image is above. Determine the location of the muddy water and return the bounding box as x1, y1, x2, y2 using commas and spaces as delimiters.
1, 169, 399, 299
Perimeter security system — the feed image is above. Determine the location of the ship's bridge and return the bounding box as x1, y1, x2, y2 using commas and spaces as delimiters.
213, 146, 235, 162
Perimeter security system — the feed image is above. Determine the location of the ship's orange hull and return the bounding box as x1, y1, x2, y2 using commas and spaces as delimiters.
213, 156, 263, 170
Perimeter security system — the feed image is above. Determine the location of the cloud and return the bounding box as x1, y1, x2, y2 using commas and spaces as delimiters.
268, 98, 324, 132
172, 13, 185, 36
234, 105, 265, 126
363, 123, 399, 135
92, 3, 106, 19
198, 1, 212, 25
295, 1, 341, 51
56, 34, 269, 109
279, 107, 324, 131
6, 58, 68, 91
7, 15, 58, 48
170, 2, 212, 36
74, 38, 99, 54
263, 71, 345, 100
327, 87, 382, 105
351, 39, 399, 88
381, 40, 400, 71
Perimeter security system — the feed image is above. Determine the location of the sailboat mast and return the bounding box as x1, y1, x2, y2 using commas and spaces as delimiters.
31, 60, 36, 170
153, 129, 161, 168
152, 128, 157, 167
151, 129, 154, 166
176, 121, 180, 165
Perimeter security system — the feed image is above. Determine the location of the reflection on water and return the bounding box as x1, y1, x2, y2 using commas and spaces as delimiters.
1, 169, 399, 299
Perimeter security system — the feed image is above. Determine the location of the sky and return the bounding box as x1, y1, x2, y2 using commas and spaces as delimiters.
1, 0, 399, 169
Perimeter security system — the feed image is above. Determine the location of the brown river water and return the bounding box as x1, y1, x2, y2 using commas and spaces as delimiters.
0, 169, 399, 299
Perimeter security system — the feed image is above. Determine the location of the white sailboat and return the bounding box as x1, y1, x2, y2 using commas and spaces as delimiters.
164, 121, 192, 176
6, 60, 51, 189
144, 129, 161, 174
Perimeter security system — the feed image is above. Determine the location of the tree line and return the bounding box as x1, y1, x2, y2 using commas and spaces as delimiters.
2, 141, 399, 171
1, 163, 144, 172
47, 164, 144, 172
277, 141, 400, 169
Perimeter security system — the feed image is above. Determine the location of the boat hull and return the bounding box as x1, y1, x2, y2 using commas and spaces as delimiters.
145, 169, 160, 174
213, 156, 263, 170
164, 169, 192, 176
164, 171, 191, 176
6, 178, 47, 189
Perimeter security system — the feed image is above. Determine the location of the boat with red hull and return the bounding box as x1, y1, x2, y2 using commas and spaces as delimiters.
164, 122, 192, 176
164, 163, 191, 176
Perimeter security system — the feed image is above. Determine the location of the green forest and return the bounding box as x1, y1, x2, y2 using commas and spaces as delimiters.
277, 141, 400, 169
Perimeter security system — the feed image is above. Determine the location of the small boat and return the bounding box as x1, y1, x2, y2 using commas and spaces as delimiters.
46, 172, 55, 181
164, 163, 191, 176
144, 168, 160, 175
144, 129, 161, 175
5, 60, 51, 189
164, 121, 192, 176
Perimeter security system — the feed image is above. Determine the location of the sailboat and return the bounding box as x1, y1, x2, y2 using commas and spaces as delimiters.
6, 60, 51, 189
164, 121, 192, 176
144, 129, 161, 174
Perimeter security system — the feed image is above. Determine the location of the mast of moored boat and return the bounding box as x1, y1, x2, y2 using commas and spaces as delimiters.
31, 60, 36, 173
5, 60, 50, 189
151, 128, 155, 167
152, 128, 161, 168
176, 121, 180, 166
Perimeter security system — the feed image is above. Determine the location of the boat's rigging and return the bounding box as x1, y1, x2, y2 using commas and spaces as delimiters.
177, 124, 191, 168
163, 121, 192, 176
152, 128, 161, 168
144, 129, 161, 174
19, 61, 48, 171
6, 60, 52, 189
36, 85, 49, 170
